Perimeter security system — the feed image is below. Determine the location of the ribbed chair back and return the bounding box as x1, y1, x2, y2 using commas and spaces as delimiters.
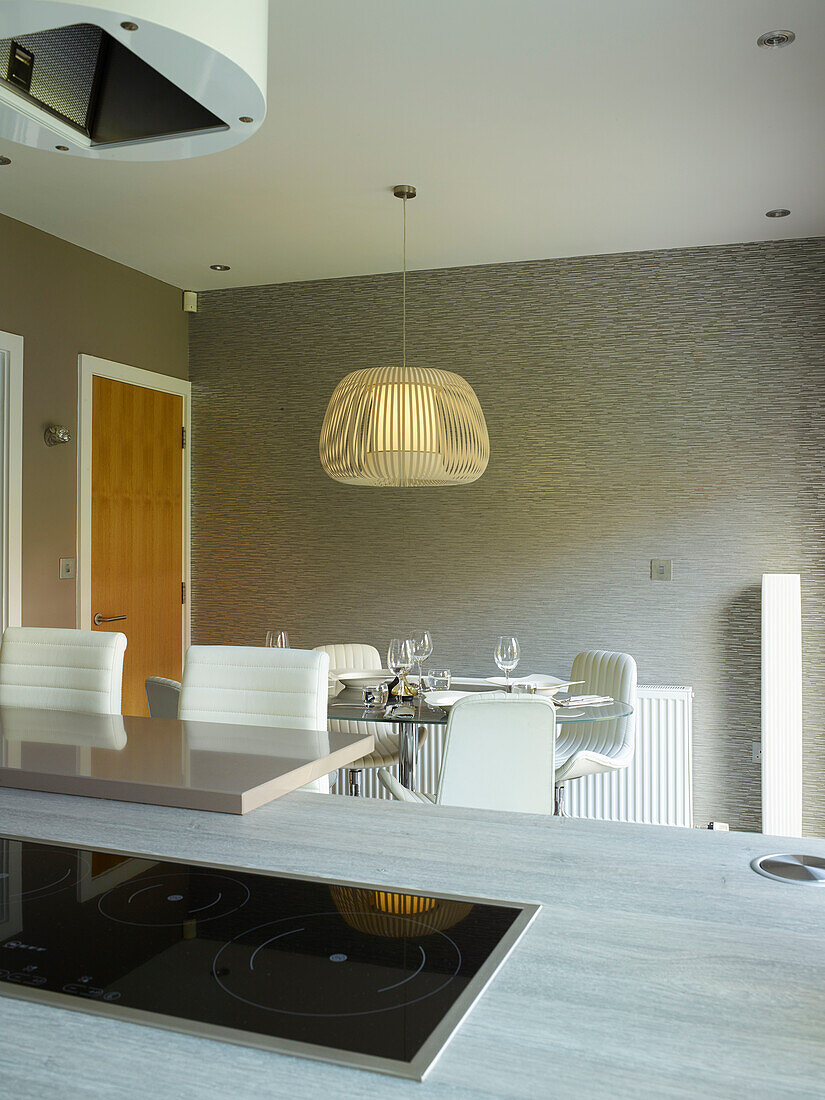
0, 627, 127, 715
313, 643, 382, 673
178, 645, 329, 731
554, 650, 637, 787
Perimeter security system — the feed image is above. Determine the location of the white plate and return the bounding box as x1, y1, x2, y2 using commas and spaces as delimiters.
425, 690, 475, 708
485, 674, 576, 695
336, 670, 393, 689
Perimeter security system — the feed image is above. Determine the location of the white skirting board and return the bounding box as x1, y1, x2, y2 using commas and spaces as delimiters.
336, 685, 694, 828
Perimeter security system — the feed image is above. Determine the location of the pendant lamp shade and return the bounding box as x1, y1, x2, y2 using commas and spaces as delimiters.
319, 183, 490, 487
319, 364, 489, 486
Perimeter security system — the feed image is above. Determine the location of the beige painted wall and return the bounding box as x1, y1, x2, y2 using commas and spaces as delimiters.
0, 213, 188, 627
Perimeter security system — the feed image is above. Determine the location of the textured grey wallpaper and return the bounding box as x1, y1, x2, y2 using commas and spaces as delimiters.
189, 238, 825, 834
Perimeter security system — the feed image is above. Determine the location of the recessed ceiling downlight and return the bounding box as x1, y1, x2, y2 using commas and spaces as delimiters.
766, 208, 790, 218
210, 264, 230, 271
757, 30, 795, 48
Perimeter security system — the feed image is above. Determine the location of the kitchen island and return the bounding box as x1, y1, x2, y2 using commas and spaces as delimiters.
1, 786, 824, 1098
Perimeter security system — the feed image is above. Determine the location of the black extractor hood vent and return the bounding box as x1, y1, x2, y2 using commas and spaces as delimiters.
0, 23, 227, 146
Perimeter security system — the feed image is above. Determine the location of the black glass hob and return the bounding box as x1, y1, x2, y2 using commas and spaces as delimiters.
0, 834, 539, 1080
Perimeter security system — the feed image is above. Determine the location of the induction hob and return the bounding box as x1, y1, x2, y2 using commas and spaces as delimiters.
0, 834, 539, 1080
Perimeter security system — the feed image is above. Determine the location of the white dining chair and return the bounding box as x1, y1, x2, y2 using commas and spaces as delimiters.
314, 643, 383, 677
145, 676, 182, 719
553, 649, 637, 816
314, 641, 428, 797
177, 644, 331, 791
378, 692, 556, 814
0, 626, 127, 714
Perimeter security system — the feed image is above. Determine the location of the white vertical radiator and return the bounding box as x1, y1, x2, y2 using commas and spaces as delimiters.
761, 573, 802, 837
339, 686, 694, 827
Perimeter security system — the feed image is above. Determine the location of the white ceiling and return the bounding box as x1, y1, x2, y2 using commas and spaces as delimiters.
1, 0, 823, 290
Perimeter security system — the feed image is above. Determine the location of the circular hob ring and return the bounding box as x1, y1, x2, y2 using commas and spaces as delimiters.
1, 841, 89, 901
98, 871, 251, 926
212, 909, 463, 1018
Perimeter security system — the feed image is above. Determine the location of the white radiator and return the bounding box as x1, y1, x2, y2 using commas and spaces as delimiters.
565, 686, 694, 827
337, 685, 694, 827
761, 574, 802, 837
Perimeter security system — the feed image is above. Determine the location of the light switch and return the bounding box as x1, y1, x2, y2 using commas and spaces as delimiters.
650, 559, 672, 581
59, 557, 76, 580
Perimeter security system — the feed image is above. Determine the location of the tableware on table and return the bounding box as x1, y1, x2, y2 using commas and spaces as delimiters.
265, 630, 289, 648
485, 674, 582, 696
362, 683, 389, 708
337, 669, 393, 689
426, 668, 451, 691
424, 689, 474, 708
554, 694, 614, 707
448, 675, 495, 688
410, 630, 434, 694
494, 636, 520, 687
387, 704, 416, 719
388, 638, 414, 696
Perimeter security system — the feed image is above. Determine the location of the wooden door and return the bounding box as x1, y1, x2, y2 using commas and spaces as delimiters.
91, 376, 184, 716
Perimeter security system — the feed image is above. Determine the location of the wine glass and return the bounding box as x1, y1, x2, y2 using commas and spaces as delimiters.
494, 636, 520, 688
410, 630, 433, 691
265, 630, 289, 648
387, 638, 413, 695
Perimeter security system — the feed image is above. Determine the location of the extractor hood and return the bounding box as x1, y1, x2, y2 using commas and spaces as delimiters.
0, 1, 268, 159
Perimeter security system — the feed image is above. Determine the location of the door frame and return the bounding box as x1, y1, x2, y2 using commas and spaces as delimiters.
76, 354, 191, 651
0, 329, 23, 631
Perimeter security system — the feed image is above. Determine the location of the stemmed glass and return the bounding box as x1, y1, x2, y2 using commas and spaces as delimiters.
387, 638, 413, 695
265, 630, 289, 648
410, 630, 433, 693
494, 636, 520, 688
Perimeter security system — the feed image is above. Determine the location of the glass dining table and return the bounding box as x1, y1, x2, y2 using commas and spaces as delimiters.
329, 684, 634, 790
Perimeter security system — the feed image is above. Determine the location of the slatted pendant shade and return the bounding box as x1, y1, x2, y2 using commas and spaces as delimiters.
319, 364, 489, 486
319, 185, 489, 487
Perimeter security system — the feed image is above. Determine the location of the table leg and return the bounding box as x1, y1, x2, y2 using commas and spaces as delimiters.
398, 724, 422, 790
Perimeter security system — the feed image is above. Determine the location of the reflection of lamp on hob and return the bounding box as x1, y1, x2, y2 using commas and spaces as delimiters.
329, 884, 473, 936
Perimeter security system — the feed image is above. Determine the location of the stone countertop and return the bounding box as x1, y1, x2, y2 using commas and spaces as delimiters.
1, 786, 824, 1099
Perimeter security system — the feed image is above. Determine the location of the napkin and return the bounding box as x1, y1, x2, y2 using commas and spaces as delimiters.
554, 694, 613, 707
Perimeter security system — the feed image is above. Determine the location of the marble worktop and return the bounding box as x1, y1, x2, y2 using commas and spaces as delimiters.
1, 786, 824, 1098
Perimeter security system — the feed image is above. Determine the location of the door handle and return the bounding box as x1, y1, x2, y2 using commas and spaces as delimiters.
94, 613, 126, 625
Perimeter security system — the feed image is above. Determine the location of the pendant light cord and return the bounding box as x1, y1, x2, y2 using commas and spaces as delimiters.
402, 195, 407, 369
